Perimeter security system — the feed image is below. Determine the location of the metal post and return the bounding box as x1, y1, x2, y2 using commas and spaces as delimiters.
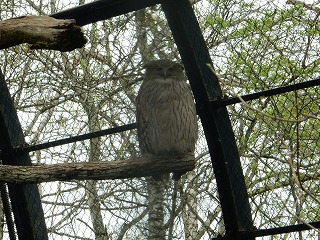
161, 0, 255, 238
0, 69, 48, 240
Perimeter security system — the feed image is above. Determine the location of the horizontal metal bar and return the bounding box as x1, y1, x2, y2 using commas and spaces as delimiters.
241, 221, 320, 238
13, 123, 136, 154
212, 221, 320, 239
211, 77, 320, 108
50, 0, 159, 26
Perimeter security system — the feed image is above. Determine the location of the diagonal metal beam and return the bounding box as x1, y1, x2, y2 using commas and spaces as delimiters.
161, 0, 255, 238
51, 0, 160, 26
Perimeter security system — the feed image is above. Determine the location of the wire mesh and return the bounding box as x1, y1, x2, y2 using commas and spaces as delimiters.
0, 0, 319, 239
204, 0, 320, 239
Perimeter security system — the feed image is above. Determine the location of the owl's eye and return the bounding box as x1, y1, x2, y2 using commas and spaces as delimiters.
168, 67, 175, 71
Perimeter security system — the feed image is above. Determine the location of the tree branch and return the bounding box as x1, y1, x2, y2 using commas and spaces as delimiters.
286, 0, 320, 13
0, 15, 87, 51
0, 154, 195, 183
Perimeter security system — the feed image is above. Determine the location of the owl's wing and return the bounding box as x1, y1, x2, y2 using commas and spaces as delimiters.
136, 93, 152, 154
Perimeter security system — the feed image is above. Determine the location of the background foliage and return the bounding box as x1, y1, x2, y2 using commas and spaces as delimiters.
0, 0, 319, 239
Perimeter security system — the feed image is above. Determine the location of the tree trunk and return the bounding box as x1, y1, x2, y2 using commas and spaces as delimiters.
83, 95, 109, 240
135, 9, 168, 239
182, 171, 198, 240
146, 177, 166, 240
0, 197, 3, 240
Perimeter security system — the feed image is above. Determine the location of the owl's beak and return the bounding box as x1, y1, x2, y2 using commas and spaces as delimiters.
163, 70, 167, 79
162, 69, 170, 79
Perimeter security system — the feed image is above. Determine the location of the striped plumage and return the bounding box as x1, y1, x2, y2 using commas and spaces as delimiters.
136, 59, 198, 180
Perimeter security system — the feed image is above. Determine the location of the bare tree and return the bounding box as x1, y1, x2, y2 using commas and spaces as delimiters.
0, 0, 319, 239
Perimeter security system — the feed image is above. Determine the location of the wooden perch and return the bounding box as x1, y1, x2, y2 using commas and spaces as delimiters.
0, 154, 195, 183
0, 15, 87, 51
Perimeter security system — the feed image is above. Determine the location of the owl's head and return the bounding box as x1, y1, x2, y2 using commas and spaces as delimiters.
143, 59, 185, 82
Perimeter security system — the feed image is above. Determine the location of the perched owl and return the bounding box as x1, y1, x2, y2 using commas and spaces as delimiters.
136, 59, 198, 181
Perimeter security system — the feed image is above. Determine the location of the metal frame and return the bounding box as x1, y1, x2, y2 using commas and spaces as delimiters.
51, 0, 159, 26
0, 70, 48, 239
1, 0, 319, 239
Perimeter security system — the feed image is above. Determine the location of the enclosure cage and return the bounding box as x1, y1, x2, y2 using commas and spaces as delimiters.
0, 0, 319, 239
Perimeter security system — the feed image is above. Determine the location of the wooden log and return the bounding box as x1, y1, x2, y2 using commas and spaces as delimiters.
0, 154, 195, 183
0, 15, 86, 51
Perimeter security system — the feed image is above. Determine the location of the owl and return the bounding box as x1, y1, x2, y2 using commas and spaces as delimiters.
136, 59, 198, 181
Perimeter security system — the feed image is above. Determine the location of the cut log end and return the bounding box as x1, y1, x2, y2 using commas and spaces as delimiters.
0, 15, 87, 51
